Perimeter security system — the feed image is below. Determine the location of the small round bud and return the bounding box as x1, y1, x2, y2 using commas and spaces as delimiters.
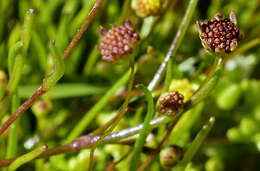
0, 70, 8, 99
158, 91, 184, 115
226, 127, 245, 142
159, 145, 183, 168
169, 79, 193, 102
98, 20, 140, 63
205, 157, 224, 171
32, 100, 52, 117
132, 0, 161, 18
0, 70, 7, 84
197, 12, 242, 53
216, 84, 241, 110
240, 117, 259, 137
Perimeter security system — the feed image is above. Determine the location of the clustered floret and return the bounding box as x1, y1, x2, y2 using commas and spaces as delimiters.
197, 12, 242, 53
98, 21, 140, 63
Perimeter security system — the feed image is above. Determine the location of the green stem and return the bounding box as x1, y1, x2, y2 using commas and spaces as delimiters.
190, 57, 223, 105
163, 59, 173, 92
88, 62, 136, 170
106, 56, 223, 143
18, 83, 106, 99
148, 0, 199, 91
102, 63, 136, 135
8, 145, 47, 171
225, 38, 260, 62
21, 9, 35, 55
42, 41, 65, 91
7, 42, 23, 77
0, 55, 223, 166
7, 54, 24, 94
66, 69, 131, 143
176, 117, 215, 170
6, 95, 20, 159
83, 46, 100, 76
118, 0, 131, 24
130, 85, 155, 171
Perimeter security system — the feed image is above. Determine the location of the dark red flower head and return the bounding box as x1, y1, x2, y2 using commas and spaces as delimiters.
197, 11, 242, 53
98, 20, 140, 63
158, 91, 184, 115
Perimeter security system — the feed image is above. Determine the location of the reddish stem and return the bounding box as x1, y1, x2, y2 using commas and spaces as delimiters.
0, 133, 99, 167
0, 87, 46, 135
0, 0, 105, 135
105, 150, 131, 171
137, 122, 176, 171
62, 0, 105, 60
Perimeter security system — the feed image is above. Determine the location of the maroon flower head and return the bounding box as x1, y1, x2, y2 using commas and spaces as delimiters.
98, 20, 140, 63
197, 11, 242, 53
158, 91, 184, 115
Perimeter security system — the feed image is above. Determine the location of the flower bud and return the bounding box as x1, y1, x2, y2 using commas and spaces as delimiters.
226, 127, 245, 142
205, 157, 224, 171
0, 70, 7, 84
32, 100, 52, 117
240, 117, 259, 137
216, 84, 241, 110
159, 145, 183, 168
98, 20, 140, 63
197, 12, 242, 54
158, 91, 184, 115
132, 0, 161, 18
0, 70, 7, 100
169, 79, 193, 102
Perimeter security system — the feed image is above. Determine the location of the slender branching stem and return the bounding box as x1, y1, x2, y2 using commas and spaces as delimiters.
88, 60, 136, 171
0, 0, 105, 135
0, 86, 46, 134
0, 56, 223, 168
224, 38, 260, 63
148, 0, 199, 91
137, 121, 177, 171
62, 0, 105, 60
105, 150, 131, 171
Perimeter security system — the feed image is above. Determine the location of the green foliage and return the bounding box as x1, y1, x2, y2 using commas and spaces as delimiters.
0, 0, 259, 170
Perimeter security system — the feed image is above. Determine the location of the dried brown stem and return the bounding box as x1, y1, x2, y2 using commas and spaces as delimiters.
62, 0, 104, 60
0, 86, 46, 134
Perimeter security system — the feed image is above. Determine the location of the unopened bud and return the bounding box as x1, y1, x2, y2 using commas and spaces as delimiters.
197, 12, 242, 54
159, 145, 183, 168
158, 91, 184, 115
132, 0, 161, 18
32, 100, 52, 117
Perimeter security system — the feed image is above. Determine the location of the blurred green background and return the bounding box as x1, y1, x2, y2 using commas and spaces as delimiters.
0, 0, 259, 170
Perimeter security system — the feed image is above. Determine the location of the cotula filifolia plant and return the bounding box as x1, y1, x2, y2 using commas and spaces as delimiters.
2, 0, 259, 170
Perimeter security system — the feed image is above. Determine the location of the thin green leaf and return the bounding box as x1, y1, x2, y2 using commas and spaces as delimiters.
9, 145, 47, 171
42, 41, 65, 90
148, 0, 199, 91
170, 103, 204, 145
191, 57, 223, 105
6, 95, 20, 159
21, 9, 35, 55
18, 83, 106, 99
130, 84, 155, 171
176, 117, 215, 170
66, 69, 131, 143
7, 41, 23, 76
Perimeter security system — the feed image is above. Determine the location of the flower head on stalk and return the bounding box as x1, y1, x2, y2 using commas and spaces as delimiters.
197, 11, 242, 54
98, 20, 140, 63
158, 91, 184, 115
132, 0, 162, 18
